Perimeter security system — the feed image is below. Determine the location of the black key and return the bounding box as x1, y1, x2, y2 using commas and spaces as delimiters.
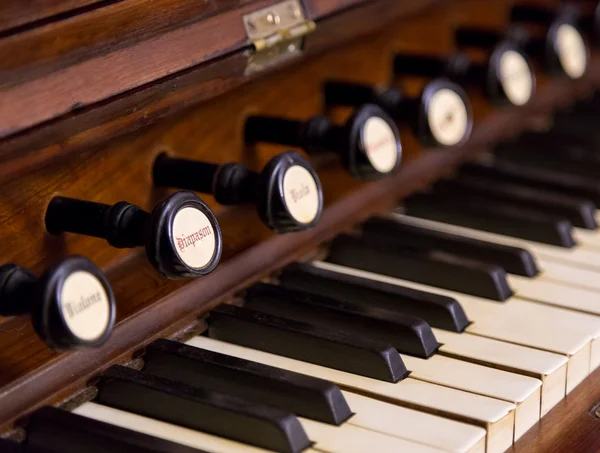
521, 128, 600, 153
405, 192, 576, 248
459, 161, 600, 206
279, 262, 469, 333
327, 234, 513, 301
502, 129, 600, 159
208, 304, 408, 383
95, 365, 310, 453
362, 217, 539, 277
552, 114, 600, 146
438, 176, 597, 230
0, 439, 50, 453
244, 283, 439, 358
143, 339, 352, 425
495, 138, 600, 180
27, 406, 206, 453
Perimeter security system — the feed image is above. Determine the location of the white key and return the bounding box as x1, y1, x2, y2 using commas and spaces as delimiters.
401, 354, 541, 440
75, 402, 279, 453
574, 228, 600, 251
341, 391, 486, 453
508, 274, 600, 316
300, 418, 449, 453
460, 294, 600, 375
75, 401, 446, 453
313, 261, 596, 392
433, 328, 568, 416
390, 213, 600, 271
188, 336, 515, 453
537, 259, 600, 292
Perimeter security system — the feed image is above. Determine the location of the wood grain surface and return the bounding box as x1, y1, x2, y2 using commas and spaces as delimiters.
0, 0, 440, 185
0, 0, 105, 34
1, 0, 599, 452
302, 0, 369, 17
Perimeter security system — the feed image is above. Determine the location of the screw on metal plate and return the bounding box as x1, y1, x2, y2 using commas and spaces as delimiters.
591, 400, 600, 419
243, 0, 316, 74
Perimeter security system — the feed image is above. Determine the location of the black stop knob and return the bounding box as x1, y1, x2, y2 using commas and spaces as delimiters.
0, 256, 116, 351
454, 28, 536, 106
244, 105, 402, 180
153, 151, 323, 234
45, 191, 222, 280
579, 2, 600, 47
326, 77, 472, 148
510, 5, 589, 79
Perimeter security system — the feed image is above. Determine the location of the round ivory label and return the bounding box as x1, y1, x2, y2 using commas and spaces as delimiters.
172, 207, 216, 269
361, 117, 399, 173
60, 271, 111, 341
556, 24, 587, 79
282, 165, 320, 224
427, 88, 469, 147
499, 50, 533, 106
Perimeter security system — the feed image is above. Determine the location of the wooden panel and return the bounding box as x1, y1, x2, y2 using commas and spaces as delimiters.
0, 0, 104, 33
0, 0, 441, 184
303, 0, 369, 18
0, 0, 245, 87
0, 0, 272, 139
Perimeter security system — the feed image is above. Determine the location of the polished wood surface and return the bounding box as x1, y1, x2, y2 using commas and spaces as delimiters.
0, 0, 439, 184
0, 0, 598, 451
0, 0, 104, 33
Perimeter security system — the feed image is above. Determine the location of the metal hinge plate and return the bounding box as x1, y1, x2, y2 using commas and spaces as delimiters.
243, 0, 316, 74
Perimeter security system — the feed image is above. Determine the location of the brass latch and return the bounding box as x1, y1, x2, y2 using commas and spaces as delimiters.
243, 0, 316, 74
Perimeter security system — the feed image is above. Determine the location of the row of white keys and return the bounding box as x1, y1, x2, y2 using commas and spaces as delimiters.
75, 403, 279, 453
432, 328, 568, 417
188, 336, 511, 453
388, 214, 600, 317
76, 395, 458, 453
299, 418, 454, 453
313, 261, 597, 393
74, 364, 485, 453
399, 354, 541, 440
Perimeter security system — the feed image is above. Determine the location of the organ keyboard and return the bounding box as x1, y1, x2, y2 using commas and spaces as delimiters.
0, 1, 600, 453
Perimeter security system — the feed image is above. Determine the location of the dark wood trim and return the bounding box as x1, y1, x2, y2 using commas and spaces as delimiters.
0, 0, 444, 184
0, 0, 106, 34
0, 0, 275, 139
303, 0, 369, 18
0, 0, 245, 88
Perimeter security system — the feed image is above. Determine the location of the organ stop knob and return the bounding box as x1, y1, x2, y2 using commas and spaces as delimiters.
510, 4, 589, 79
153, 151, 323, 234
244, 105, 402, 181
0, 256, 116, 351
45, 192, 222, 280
388, 59, 475, 147
453, 27, 536, 106
324, 79, 472, 149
